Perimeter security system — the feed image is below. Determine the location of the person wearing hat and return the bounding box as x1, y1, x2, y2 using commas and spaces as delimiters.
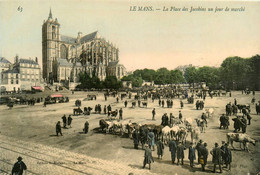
180, 100, 184, 109
188, 142, 196, 167
210, 143, 224, 173
84, 120, 89, 134
201, 112, 207, 127
61, 114, 67, 128
195, 139, 203, 164
220, 141, 227, 165
68, 115, 73, 128
147, 130, 155, 151
224, 143, 232, 171
143, 144, 154, 170
179, 111, 183, 121
169, 138, 177, 164
11, 156, 27, 175
56, 121, 62, 136
177, 142, 186, 165
156, 139, 164, 159
241, 115, 247, 133
200, 142, 208, 171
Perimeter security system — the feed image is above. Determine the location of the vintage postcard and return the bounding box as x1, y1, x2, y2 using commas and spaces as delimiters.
0, 0, 259, 175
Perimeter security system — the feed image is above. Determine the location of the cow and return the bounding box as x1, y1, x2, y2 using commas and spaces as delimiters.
189, 127, 200, 144
236, 104, 250, 113
161, 125, 179, 144
142, 102, 148, 108
73, 108, 83, 115
108, 110, 118, 117
195, 118, 206, 133
99, 119, 113, 133
226, 132, 257, 151
205, 108, 214, 118
126, 122, 142, 138
177, 127, 188, 144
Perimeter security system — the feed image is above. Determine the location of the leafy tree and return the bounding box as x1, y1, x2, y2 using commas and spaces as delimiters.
103, 76, 122, 90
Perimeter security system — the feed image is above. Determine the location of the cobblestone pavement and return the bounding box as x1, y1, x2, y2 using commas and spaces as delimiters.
0, 135, 156, 175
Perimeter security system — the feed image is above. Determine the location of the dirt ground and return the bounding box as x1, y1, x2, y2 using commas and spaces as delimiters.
0, 91, 259, 175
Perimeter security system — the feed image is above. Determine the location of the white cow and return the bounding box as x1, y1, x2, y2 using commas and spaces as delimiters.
226, 132, 257, 151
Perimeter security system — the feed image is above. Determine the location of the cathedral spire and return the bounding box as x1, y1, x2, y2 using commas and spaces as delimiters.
48, 8, 53, 19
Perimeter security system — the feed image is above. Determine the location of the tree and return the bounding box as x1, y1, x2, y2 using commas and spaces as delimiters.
103, 76, 122, 90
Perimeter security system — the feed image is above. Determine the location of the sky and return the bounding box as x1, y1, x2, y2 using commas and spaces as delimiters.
0, 0, 259, 71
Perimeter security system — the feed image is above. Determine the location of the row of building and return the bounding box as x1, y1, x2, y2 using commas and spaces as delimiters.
0, 56, 43, 92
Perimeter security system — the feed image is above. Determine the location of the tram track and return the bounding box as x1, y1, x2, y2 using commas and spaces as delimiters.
0, 140, 118, 175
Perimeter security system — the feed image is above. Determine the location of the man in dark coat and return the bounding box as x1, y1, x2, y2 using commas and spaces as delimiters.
211, 143, 224, 173
124, 100, 128, 107
224, 143, 232, 171
162, 100, 165, 107
139, 128, 147, 149
220, 141, 227, 165
104, 105, 107, 114
200, 143, 208, 171
246, 113, 252, 125
62, 115, 66, 128
188, 143, 196, 167
132, 129, 139, 149
179, 111, 183, 121
119, 108, 123, 120
165, 113, 169, 126
232, 116, 241, 132
84, 121, 89, 134
241, 116, 247, 133
177, 142, 185, 165
147, 131, 155, 151
169, 139, 177, 164
195, 139, 203, 164
12, 156, 27, 175
161, 114, 166, 126
56, 121, 62, 136
143, 144, 154, 170
152, 108, 156, 120
180, 100, 184, 109
156, 139, 164, 159
201, 112, 207, 127
67, 115, 73, 128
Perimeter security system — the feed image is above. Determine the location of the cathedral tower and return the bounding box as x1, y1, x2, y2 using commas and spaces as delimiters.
42, 9, 60, 82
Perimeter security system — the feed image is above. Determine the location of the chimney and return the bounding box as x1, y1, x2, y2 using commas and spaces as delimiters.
35, 57, 38, 63
77, 32, 82, 43
15, 54, 19, 63
78, 32, 82, 39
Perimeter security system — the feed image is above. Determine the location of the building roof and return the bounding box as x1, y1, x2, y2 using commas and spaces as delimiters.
2, 68, 19, 74
0, 57, 11, 64
60, 31, 98, 45
60, 35, 77, 44
80, 31, 98, 44
108, 60, 119, 67
75, 62, 82, 67
57, 58, 73, 67
19, 58, 39, 65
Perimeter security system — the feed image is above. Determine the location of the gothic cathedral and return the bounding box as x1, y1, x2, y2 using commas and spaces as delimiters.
42, 9, 126, 86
